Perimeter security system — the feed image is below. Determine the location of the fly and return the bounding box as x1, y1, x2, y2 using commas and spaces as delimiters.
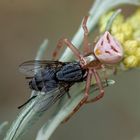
18, 60, 86, 109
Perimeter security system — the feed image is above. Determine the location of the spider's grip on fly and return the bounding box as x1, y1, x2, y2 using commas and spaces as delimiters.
19, 16, 124, 122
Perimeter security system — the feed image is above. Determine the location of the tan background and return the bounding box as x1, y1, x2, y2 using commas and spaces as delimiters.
0, 0, 140, 140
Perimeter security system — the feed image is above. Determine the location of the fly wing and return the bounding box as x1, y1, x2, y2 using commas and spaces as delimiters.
19, 60, 66, 77
35, 82, 73, 112
18, 82, 73, 110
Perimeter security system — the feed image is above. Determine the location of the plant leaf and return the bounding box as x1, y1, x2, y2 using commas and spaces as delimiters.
36, 80, 115, 140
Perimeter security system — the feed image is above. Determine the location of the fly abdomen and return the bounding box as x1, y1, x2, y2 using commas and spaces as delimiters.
35, 68, 56, 81
56, 62, 86, 82
42, 80, 59, 92
29, 78, 59, 93
29, 67, 59, 92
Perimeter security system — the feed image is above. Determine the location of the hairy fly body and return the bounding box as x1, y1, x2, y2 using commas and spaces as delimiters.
20, 61, 86, 93
19, 60, 86, 109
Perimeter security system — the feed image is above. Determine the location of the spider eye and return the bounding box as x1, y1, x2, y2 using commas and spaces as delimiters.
95, 48, 102, 55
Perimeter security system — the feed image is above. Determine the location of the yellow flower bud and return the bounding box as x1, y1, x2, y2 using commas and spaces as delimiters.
123, 55, 138, 68
127, 9, 140, 30
133, 29, 140, 40
111, 24, 122, 34
135, 47, 140, 61
121, 22, 133, 40
123, 40, 138, 55
100, 24, 107, 33
113, 14, 124, 24
113, 33, 125, 44
135, 9, 140, 16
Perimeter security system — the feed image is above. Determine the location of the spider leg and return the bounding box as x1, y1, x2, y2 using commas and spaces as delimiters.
101, 64, 108, 86
113, 65, 118, 75
85, 69, 104, 104
52, 38, 83, 61
82, 16, 91, 54
62, 69, 92, 123
104, 65, 118, 75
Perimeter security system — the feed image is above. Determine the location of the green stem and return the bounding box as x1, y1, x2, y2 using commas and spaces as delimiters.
105, 9, 122, 31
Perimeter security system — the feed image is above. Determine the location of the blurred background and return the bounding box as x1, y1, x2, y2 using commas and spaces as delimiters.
0, 0, 140, 140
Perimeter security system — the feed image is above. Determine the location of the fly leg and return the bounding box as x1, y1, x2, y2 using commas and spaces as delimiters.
18, 95, 37, 109
67, 92, 71, 98
82, 16, 91, 54
85, 69, 104, 104
52, 38, 83, 61
62, 70, 92, 123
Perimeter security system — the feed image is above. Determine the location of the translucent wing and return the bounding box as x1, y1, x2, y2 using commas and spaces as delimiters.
19, 60, 66, 77
37, 82, 73, 112
18, 82, 73, 111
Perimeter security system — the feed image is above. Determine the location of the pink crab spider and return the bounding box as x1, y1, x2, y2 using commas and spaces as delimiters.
52, 16, 123, 121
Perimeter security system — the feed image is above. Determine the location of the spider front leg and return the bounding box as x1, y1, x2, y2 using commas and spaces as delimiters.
82, 16, 91, 54
85, 69, 104, 104
62, 69, 92, 123
52, 38, 83, 61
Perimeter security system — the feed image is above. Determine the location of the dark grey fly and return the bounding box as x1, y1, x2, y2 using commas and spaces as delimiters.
19, 60, 86, 109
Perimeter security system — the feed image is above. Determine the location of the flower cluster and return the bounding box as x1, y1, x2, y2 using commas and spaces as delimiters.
99, 9, 140, 69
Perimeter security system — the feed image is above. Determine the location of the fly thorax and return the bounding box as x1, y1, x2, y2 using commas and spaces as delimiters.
56, 62, 85, 82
